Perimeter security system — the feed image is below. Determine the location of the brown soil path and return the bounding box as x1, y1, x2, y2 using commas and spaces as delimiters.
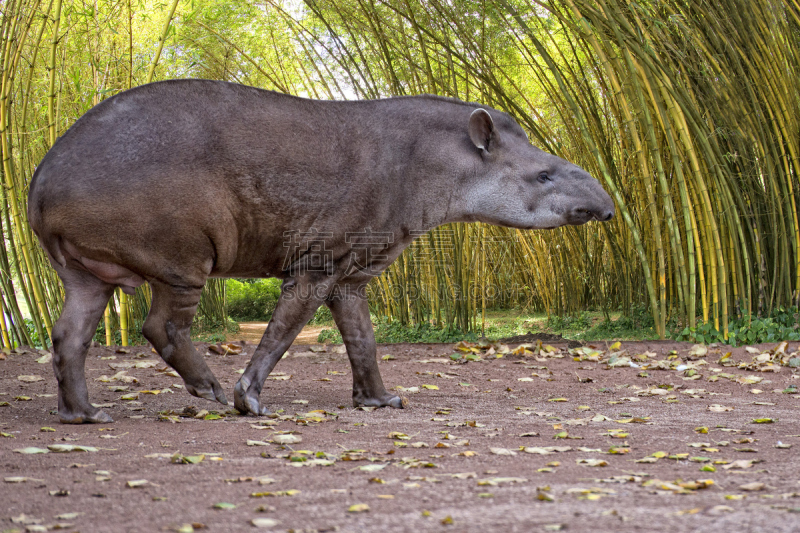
229, 322, 327, 346
2, 340, 800, 532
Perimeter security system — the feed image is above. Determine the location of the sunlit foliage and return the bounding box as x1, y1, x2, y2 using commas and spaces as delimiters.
0, 0, 797, 347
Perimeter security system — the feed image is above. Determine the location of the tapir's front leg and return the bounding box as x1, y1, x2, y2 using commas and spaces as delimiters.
327, 284, 407, 409
234, 277, 326, 416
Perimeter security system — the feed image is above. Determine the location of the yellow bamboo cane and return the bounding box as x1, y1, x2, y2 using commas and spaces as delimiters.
104, 303, 112, 346
119, 290, 128, 346
0, 297, 10, 348
47, 0, 61, 147
145, 0, 180, 84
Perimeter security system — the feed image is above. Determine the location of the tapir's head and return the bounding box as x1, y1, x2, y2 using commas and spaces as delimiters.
458, 108, 615, 230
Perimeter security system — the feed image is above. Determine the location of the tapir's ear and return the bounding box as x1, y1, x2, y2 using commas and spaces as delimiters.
468, 108, 497, 153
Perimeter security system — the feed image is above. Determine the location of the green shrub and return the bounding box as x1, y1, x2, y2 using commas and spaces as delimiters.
628, 304, 656, 329
316, 318, 476, 344
25, 318, 51, 349
373, 318, 476, 344
90, 320, 123, 346
579, 316, 658, 341
226, 278, 334, 324
93, 319, 146, 346
673, 306, 800, 345
546, 312, 591, 330
576, 305, 658, 341
226, 278, 281, 321
309, 305, 334, 325
317, 327, 342, 344
90, 316, 238, 346
192, 317, 239, 343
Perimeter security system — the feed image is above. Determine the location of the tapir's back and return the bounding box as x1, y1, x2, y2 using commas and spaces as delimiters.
27, 80, 469, 284
31, 80, 345, 225
31, 81, 341, 283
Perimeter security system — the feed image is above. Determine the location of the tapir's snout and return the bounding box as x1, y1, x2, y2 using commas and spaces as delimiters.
595, 205, 615, 221
566, 181, 615, 225
596, 188, 616, 221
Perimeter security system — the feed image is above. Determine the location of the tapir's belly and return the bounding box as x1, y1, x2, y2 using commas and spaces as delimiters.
210, 234, 296, 279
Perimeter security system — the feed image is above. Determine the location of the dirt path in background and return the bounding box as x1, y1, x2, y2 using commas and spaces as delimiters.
2, 340, 800, 532
231, 322, 326, 346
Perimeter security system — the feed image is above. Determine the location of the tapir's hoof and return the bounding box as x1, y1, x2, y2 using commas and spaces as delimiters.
354, 394, 408, 409
185, 379, 228, 405
59, 408, 114, 424
390, 396, 409, 409
233, 377, 271, 416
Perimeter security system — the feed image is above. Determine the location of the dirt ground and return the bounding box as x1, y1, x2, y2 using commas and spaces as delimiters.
2, 337, 800, 533
232, 323, 325, 346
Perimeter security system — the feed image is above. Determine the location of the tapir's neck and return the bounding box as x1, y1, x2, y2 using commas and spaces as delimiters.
439, 173, 479, 228
416, 140, 483, 231
408, 161, 475, 234
376, 137, 475, 236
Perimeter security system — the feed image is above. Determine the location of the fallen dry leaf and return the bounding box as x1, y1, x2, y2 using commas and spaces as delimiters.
48, 444, 98, 453
251, 518, 281, 528
14, 447, 49, 454
576, 458, 608, 467
723, 460, 757, 470
272, 434, 301, 445
251, 490, 300, 497
708, 404, 733, 412
17, 375, 44, 383
739, 482, 766, 491
348, 504, 369, 513
477, 477, 527, 486
489, 447, 517, 456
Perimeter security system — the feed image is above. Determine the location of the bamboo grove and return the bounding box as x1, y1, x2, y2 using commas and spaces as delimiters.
0, 0, 797, 347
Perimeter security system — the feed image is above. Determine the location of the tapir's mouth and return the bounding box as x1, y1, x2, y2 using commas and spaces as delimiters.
567, 207, 614, 225
566, 211, 595, 225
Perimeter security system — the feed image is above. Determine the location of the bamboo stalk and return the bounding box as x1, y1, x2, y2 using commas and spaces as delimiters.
46, 0, 60, 146
145, 0, 180, 84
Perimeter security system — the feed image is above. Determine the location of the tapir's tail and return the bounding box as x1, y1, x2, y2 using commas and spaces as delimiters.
26, 165, 57, 265
27, 166, 142, 294
27, 167, 44, 234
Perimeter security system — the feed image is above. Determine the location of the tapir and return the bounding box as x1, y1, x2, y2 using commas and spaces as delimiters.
27, 79, 614, 424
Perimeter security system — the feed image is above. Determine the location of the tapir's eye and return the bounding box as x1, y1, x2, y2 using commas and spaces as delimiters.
537, 173, 550, 184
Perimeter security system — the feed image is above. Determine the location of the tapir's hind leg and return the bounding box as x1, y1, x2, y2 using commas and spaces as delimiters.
52, 268, 115, 424
142, 281, 227, 405
327, 285, 406, 409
